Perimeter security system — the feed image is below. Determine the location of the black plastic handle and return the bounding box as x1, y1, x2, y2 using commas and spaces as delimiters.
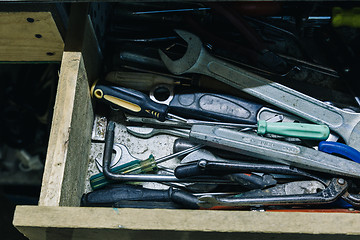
174, 163, 205, 178
81, 184, 171, 207
91, 81, 168, 121
169, 188, 200, 209
169, 92, 263, 124
174, 161, 276, 190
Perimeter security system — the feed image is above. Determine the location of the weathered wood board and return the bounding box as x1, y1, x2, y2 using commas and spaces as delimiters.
13, 206, 360, 240
0, 12, 64, 62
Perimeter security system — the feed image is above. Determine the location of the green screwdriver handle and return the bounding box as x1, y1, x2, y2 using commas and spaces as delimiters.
257, 120, 330, 140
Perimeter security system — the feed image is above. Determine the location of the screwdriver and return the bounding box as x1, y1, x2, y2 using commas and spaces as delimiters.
92, 81, 330, 140
91, 80, 171, 121
119, 144, 203, 175
332, 7, 360, 28
82, 184, 200, 209
186, 119, 330, 140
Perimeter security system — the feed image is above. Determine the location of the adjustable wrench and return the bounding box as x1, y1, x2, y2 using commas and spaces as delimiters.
159, 30, 360, 151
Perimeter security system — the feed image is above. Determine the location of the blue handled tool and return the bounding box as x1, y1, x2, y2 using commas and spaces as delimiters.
318, 141, 360, 164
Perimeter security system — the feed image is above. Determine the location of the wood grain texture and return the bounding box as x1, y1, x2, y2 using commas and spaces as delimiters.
0, 12, 63, 61
38, 51, 93, 207
13, 206, 360, 240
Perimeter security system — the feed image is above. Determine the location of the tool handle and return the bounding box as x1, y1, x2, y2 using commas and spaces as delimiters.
332, 7, 360, 28
257, 120, 330, 140
91, 81, 168, 121
170, 188, 200, 209
174, 163, 204, 178
174, 162, 276, 189
81, 184, 171, 207
105, 71, 175, 91
169, 92, 263, 124
318, 141, 360, 164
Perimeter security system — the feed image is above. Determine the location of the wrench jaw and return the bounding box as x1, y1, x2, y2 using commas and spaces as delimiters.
159, 29, 202, 75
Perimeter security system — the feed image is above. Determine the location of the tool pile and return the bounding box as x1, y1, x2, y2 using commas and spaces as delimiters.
82, 2, 360, 211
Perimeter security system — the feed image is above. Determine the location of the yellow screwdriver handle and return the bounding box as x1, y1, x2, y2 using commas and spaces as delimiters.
332, 7, 360, 28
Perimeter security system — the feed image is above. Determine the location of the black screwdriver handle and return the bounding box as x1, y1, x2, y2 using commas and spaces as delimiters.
81, 184, 201, 209
174, 162, 205, 178
91, 81, 169, 121
169, 188, 200, 209
81, 184, 171, 206
169, 92, 263, 124
174, 162, 276, 190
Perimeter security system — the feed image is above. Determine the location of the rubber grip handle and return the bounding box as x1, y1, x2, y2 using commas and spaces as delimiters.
169, 92, 263, 124
318, 141, 360, 164
174, 163, 204, 178
81, 184, 171, 207
91, 81, 168, 121
257, 120, 330, 140
170, 188, 200, 209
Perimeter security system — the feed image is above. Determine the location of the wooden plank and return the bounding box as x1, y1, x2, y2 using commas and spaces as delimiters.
37, 7, 100, 207
0, 12, 63, 61
38, 51, 93, 207
13, 206, 360, 240
15, 227, 360, 240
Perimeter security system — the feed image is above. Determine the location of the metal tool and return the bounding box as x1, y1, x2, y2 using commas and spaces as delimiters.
95, 143, 122, 172
127, 122, 360, 178
92, 122, 242, 189
159, 29, 360, 151
188, 124, 360, 179
126, 121, 329, 141
198, 178, 347, 208
179, 148, 314, 181
90, 140, 203, 189
175, 139, 243, 160
126, 126, 190, 138
234, 180, 326, 198
175, 160, 327, 185
180, 148, 241, 164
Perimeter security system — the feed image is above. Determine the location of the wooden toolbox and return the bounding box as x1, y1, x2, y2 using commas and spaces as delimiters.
13, 2, 360, 239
